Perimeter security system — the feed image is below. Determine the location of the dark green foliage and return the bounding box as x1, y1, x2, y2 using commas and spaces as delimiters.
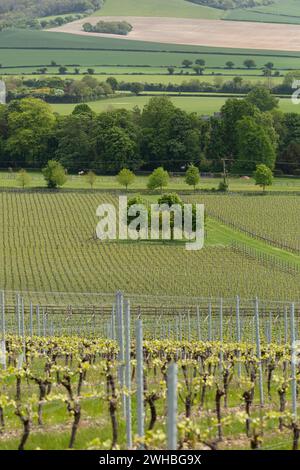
83, 21, 133, 36
187, 0, 274, 10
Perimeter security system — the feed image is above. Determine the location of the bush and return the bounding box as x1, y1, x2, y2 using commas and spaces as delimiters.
218, 181, 229, 192
42, 160, 67, 188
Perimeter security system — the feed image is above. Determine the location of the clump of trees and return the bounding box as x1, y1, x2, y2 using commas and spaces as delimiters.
83, 21, 133, 36
6, 76, 113, 104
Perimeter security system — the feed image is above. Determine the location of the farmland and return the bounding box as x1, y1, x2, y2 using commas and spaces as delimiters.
1, 0, 300, 455
1, 332, 299, 451
93, 0, 223, 19
49, 95, 300, 115
0, 191, 299, 303
225, 0, 300, 25
49, 16, 300, 52
188, 194, 300, 253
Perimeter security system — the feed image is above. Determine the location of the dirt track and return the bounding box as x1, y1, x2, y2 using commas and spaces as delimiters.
48, 16, 300, 52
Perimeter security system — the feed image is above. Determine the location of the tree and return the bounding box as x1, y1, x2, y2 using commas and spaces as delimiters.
106, 77, 118, 91
87, 68, 95, 75
130, 82, 144, 96
85, 170, 96, 188
220, 98, 259, 158
246, 86, 279, 112
116, 168, 135, 191
193, 66, 205, 76
185, 164, 200, 190
167, 67, 175, 75
55, 113, 94, 168
6, 98, 56, 167
94, 126, 138, 172
42, 160, 67, 189
195, 59, 205, 66
182, 60, 193, 68
72, 104, 93, 116
17, 169, 31, 188
58, 66, 68, 75
264, 62, 274, 70
254, 164, 273, 191
244, 59, 256, 69
147, 167, 169, 193
225, 61, 235, 69
236, 116, 277, 171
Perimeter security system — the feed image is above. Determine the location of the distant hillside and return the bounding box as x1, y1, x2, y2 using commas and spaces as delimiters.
225, 0, 300, 24
93, 0, 223, 19
187, 0, 274, 10
0, 0, 103, 30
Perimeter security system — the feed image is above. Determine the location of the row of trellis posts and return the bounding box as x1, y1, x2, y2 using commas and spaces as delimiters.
0, 290, 299, 449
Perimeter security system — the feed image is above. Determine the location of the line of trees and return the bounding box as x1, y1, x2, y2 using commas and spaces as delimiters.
0, 88, 299, 175
187, 0, 274, 10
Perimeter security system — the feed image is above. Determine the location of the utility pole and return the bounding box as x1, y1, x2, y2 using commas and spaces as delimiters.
221, 158, 235, 188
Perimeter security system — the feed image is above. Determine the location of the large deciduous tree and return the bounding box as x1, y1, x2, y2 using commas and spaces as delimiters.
5, 98, 55, 167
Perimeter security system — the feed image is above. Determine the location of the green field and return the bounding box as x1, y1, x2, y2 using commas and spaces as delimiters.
49, 94, 300, 115
225, 0, 300, 24
2, 29, 300, 71
93, 0, 223, 19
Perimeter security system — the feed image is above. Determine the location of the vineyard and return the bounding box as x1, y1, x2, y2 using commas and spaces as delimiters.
188, 194, 300, 254
0, 292, 299, 451
0, 191, 299, 302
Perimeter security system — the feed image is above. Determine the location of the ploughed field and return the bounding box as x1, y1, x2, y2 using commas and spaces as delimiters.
49, 16, 300, 52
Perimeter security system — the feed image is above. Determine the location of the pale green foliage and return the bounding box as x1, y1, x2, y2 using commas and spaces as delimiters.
254, 163, 273, 191
147, 167, 169, 192
85, 170, 96, 188
42, 160, 67, 189
185, 164, 200, 190
17, 169, 31, 188
116, 168, 135, 190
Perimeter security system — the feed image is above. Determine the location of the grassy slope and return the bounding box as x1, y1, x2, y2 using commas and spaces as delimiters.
93, 0, 223, 18
225, 0, 300, 24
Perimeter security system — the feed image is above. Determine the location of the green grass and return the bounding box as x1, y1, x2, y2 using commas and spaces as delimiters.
1, 173, 300, 192
49, 94, 300, 115
93, 0, 223, 19
225, 0, 300, 24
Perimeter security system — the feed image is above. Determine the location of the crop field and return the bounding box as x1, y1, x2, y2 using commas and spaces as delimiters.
50, 16, 300, 52
0, 191, 299, 304
2, 29, 300, 71
188, 194, 300, 254
49, 95, 300, 116
225, 0, 300, 25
